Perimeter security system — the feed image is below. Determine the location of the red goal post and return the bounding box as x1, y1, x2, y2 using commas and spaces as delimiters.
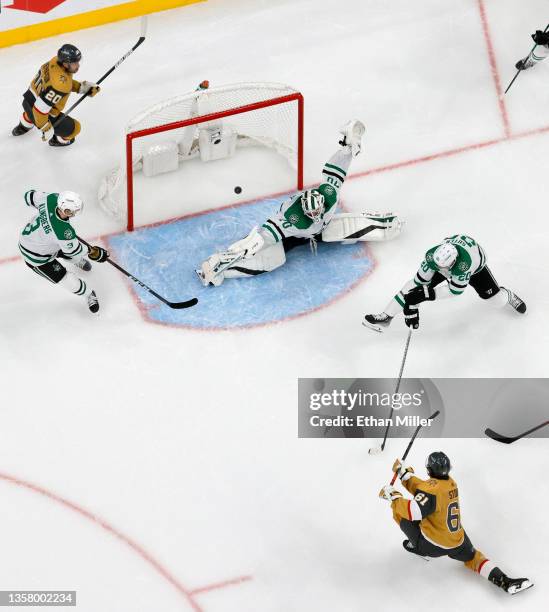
99, 83, 304, 231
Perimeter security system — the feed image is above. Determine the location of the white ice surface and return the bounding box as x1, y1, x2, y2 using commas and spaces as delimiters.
0, 0, 548, 610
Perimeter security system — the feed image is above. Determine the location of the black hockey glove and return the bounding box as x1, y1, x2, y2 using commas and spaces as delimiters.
403, 304, 419, 329
405, 284, 436, 306
532, 30, 549, 46
88, 245, 109, 262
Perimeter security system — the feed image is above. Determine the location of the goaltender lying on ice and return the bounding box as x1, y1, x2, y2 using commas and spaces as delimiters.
196, 120, 403, 287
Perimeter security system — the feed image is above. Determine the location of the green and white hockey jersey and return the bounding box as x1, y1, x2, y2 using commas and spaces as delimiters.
414, 235, 486, 296
18, 190, 83, 266
260, 148, 352, 244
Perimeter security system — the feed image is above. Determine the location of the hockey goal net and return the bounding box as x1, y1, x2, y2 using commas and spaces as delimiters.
99, 82, 304, 231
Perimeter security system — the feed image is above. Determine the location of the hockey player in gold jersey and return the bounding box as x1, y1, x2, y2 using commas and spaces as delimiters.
12, 44, 100, 147
379, 451, 533, 595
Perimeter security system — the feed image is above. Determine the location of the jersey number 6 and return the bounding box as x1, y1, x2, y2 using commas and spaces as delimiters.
446, 501, 461, 533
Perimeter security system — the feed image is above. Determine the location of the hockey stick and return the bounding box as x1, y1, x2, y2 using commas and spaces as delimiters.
390, 409, 440, 485
369, 328, 413, 455
484, 420, 548, 444
78, 236, 198, 310
41, 17, 148, 140
504, 23, 549, 95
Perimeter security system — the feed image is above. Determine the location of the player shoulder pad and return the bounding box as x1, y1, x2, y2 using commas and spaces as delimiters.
451, 246, 472, 274
424, 246, 439, 270
318, 183, 338, 206
47, 59, 73, 94
413, 487, 437, 518
46, 194, 76, 241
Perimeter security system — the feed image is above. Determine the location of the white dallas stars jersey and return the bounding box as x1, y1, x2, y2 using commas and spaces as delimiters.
18, 190, 83, 266
260, 148, 351, 244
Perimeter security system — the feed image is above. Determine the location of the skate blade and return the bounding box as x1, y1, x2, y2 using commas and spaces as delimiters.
362, 320, 383, 333
195, 269, 208, 287
509, 581, 533, 595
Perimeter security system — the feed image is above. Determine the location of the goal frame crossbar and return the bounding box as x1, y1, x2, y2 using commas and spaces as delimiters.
125, 92, 304, 231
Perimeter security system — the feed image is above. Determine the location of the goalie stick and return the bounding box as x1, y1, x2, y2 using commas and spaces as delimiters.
78, 236, 198, 310
484, 420, 548, 444
503, 23, 549, 95
390, 409, 440, 485
41, 17, 148, 140
369, 328, 413, 455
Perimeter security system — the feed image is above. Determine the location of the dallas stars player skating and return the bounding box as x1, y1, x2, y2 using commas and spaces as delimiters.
515, 29, 549, 71
197, 120, 402, 286
379, 452, 533, 595
12, 44, 100, 147
363, 235, 526, 332
19, 190, 108, 313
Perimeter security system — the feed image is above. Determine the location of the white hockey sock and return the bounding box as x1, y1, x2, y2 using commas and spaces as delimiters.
59, 272, 92, 298
21, 112, 34, 129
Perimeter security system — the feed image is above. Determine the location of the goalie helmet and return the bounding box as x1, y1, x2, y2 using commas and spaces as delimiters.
433, 243, 458, 269
301, 189, 325, 221
57, 191, 84, 217
57, 44, 82, 65
426, 451, 451, 479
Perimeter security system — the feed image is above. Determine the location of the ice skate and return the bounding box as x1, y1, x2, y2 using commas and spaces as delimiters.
490, 572, 533, 595
73, 257, 92, 272
363, 312, 393, 333
87, 290, 99, 313
501, 287, 526, 314
12, 122, 32, 136
49, 135, 75, 147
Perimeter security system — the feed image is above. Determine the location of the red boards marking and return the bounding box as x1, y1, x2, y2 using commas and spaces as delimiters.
6, 0, 68, 14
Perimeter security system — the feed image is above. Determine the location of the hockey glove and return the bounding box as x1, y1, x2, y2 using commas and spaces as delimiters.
532, 30, 549, 46
403, 304, 419, 329
392, 459, 415, 482
79, 81, 100, 97
405, 284, 436, 306
88, 245, 109, 262
379, 485, 403, 502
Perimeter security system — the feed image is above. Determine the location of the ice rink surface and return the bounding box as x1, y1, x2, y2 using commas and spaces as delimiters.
0, 0, 548, 610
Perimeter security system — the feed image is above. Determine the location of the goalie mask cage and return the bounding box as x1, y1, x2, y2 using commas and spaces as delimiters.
98, 82, 304, 231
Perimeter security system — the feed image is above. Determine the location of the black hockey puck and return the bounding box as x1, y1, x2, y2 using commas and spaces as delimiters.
234, 186, 242, 194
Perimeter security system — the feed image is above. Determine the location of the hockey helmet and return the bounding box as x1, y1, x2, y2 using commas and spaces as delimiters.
57, 191, 84, 217
433, 243, 458, 269
426, 451, 451, 479
301, 189, 325, 221
57, 44, 82, 65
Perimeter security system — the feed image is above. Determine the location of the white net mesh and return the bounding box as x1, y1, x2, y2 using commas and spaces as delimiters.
98, 82, 301, 222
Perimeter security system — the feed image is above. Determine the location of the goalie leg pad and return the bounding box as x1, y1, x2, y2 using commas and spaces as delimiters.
321, 212, 403, 243
224, 242, 286, 279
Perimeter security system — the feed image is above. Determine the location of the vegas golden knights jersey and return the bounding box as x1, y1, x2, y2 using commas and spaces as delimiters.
28, 57, 81, 126
392, 474, 464, 549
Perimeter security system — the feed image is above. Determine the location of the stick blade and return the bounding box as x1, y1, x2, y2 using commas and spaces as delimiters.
368, 445, 382, 455
168, 297, 198, 309
484, 428, 514, 444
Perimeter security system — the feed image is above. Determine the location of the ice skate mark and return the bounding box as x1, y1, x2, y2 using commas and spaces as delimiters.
0, 471, 252, 612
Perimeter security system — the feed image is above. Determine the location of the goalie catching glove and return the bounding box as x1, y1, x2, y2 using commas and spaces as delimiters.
87, 245, 109, 262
